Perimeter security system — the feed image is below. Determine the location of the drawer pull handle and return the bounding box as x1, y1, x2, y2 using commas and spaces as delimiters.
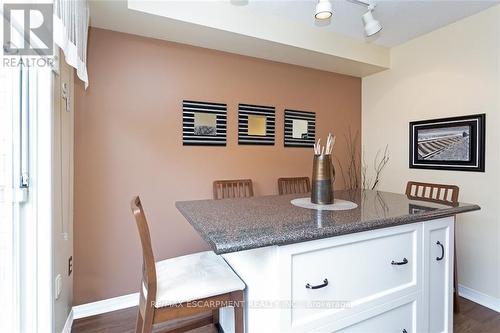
305, 279, 328, 290
436, 241, 445, 261
391, 258, 408, 265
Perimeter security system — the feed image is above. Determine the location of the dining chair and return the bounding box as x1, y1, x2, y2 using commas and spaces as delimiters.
405, 181, 460, 313
213, 179, 254, 200
405, 181, 459, 207
131, 196, 245, 333
278, 177, 311, 195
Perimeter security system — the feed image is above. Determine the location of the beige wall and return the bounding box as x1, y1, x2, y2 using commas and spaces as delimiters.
74, 28, 361, 304
363, 6, 500, 300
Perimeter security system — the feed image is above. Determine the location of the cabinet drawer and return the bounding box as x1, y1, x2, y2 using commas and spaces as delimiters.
286, 226, 420, 328
336, 298, 416, 333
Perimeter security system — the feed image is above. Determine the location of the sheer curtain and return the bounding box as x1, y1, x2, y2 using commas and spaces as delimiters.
53, 0, 90, 88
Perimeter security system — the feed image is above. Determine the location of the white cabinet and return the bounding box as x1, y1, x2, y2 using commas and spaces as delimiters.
336, 296, 417, 333
221, 217, 454, 333
423, 218, 454, 333
280, 223, 421, 332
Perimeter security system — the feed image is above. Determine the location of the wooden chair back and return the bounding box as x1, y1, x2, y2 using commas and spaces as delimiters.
213, 179, 254, 200
405, 181, 459, 206
278, 177, 311, 195
130, 196, 157, 307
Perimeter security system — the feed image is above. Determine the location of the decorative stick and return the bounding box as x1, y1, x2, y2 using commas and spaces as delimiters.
326, 133, 331, 155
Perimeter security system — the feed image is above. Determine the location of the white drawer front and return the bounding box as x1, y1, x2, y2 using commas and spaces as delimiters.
286, 226, 420, 328
336, 298, 416, 333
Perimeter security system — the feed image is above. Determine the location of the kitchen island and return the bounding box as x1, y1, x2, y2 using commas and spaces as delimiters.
176, 190, 479, 333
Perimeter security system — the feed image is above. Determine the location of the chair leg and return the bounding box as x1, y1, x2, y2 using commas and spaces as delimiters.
141, 302, 154, 333
212, 308, 220, 325
231, 291, 244, 333
135, 309, 144, 333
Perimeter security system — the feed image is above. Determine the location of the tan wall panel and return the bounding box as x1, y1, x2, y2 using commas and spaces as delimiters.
74, 28, 361, 304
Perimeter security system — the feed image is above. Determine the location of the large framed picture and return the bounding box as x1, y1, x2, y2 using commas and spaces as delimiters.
409, 114, 485, 172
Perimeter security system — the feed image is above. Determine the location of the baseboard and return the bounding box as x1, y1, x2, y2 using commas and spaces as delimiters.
70, 285, 500, 324
458, 284, 500, 313
61, 309, 73, 333
72, 292, 139, 320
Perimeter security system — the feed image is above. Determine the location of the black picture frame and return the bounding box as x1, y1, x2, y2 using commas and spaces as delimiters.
182, 100, 227, 146
284, 109, 316, 148
409, 114, 485, 172
238, 103, 275, 145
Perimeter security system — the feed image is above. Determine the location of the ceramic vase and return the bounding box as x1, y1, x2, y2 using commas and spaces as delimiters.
311, 154, 335, 205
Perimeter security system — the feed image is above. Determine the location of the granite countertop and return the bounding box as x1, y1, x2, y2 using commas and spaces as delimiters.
175, 190, 480, 254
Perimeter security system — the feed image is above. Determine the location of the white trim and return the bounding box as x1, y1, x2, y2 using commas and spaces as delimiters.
61, 309, 73, 333
458, 284, 500, 313
72, 292, 139, 320
35, 64, 54, 333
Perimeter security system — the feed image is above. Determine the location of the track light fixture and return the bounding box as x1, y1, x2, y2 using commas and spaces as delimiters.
351, 0, 382, 36
315, 0, 333, 20
362, 8, 382, 36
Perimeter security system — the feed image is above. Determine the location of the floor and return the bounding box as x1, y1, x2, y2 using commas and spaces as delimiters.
72, 297, 500, 333
453, 297, 500, 333
72, 309, 218, 333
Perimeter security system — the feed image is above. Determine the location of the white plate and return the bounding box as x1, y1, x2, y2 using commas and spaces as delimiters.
291, 197, 358, 211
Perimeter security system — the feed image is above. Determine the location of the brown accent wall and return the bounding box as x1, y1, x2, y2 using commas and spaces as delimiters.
74, 28, 361, 304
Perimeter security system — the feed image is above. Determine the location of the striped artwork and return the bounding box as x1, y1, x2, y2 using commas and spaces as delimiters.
238, 104, 275, 145
284, 109, 316, 147
182, 100, 227, 146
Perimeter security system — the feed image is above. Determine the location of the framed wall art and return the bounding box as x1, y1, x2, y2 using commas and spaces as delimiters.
238, 103, 275, 145
409, 114, 485, 172
182, 100, 227, 146
284, 109, 316, 148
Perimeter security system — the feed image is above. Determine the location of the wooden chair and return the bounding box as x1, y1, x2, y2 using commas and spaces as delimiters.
131, 196, 245, 333
405, 181, 460, 313
213, 179, 254, 200
278, 177, 311, 195
405, 181, 459, 207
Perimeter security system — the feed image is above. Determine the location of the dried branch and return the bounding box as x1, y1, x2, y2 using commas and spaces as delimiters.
336, 128, 360, 190
361, 153, 370, 191
336, 129, 389, 191
370, 145, 390, 190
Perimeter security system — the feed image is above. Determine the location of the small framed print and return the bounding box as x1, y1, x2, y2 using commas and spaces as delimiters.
409, 114, 485, 172
238, 104, 275, 145
182, 100, 227, 146
284, 109, 316, 148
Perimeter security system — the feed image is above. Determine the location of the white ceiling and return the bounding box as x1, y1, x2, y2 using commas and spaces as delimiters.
89, 1, 499, 77
246, 0, 499, 47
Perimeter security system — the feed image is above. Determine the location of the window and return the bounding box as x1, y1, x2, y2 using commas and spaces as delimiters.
0, 63, 53, 333
0, 65, 20, 333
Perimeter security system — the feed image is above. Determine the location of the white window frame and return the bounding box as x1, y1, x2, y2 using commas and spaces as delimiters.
0, 64, 53, 333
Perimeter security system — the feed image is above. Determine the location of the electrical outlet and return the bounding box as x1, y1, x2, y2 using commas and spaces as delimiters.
68, 256, 73, 276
